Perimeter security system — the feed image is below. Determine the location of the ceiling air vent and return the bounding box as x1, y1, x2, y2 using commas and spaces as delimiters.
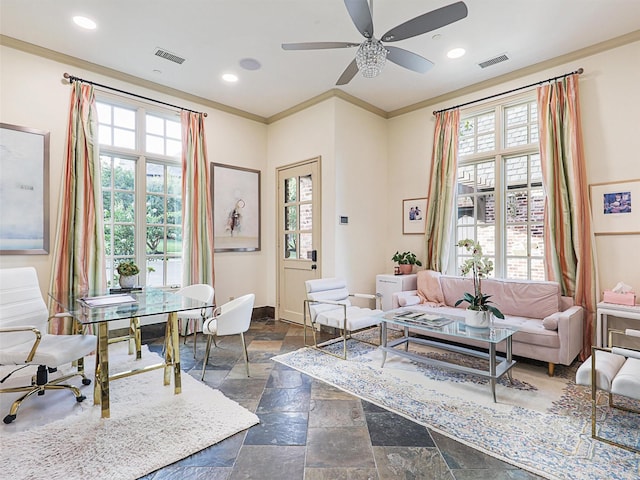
478, 53, 509, 69
154, 47, 186, 65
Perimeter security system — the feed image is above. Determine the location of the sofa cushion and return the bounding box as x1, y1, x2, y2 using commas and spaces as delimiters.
492, 316, 560, 348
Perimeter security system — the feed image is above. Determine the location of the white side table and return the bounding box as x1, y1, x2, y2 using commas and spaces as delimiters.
375, 274, 417, 311
596, 301, 640, 347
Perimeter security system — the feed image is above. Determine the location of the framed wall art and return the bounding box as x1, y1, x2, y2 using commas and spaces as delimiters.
0, 123, 50, 254
211, 163, 261, 252
402, 197, 427, 235
590, 179, 640, 235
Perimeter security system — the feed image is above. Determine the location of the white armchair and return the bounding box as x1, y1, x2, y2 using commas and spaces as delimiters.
304, 278, 382, 359
0, 267, 96, 424
200, 293, 255, 380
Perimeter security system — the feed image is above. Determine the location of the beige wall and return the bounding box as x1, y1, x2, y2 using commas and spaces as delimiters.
2, 38, 639, 314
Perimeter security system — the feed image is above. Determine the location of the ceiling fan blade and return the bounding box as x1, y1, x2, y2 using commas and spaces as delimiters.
386, 46, 434, 74
336, 58, 359, 85
381, 1, 468, 42
282, 42, 360, 50
344, 0, 374, 38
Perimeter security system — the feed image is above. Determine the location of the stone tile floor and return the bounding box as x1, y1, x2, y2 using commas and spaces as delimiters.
141, 317, 543, 480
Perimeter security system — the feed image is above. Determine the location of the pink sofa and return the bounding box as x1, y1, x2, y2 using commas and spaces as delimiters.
392, 274, 584, 376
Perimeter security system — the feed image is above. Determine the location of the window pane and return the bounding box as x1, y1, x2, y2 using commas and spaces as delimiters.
104, 225, 112, 255
146, 258, 163, 286
146, 134, 164, 154
506, 191, 528, 224
114, 159, 135, 190
507, 258, 528, 280
285, 177, 296, 202
506, 156, 528, 188
505, 104, 527, 127
99, 125, 113, 146
167, 197, 181, 224
146, 115, 164, 135
114, 225, 135, 255
477, 194, 495, 224
114, 192, 135, 222
531, 258, 545, 281
506, 126, 528, 147
477, 225, 495, 255
300, 204, 312, 230
457, 195, 474, 221
114, 107, 135, 129
285, 234, 297, 259
147, 194, 165, 223
300, 174, 312, 201
101, 157, 112, 187
476, 162, 495, 190
477, 133, 495, 152
166, 139, 181, 157
531, 154, 542, 184
166, 257, 182, 286
146, 163, 164, 193
477, 113, 494, 133
531, 224, 544, 256
114, 128, 135, 149
166, 120, 181, 139
285, 206, 297, 231
506, 225, 528, 256
146, 226, 165, 254
458, 136, 474, 156
103, 191, 112, 221
167, 166, 182, 195
531, 189, 544, 222
300, 233, 313, 260
167, 227, 182, 254
96, 103, 112, 124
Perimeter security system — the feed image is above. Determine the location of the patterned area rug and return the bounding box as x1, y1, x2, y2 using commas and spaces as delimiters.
272, 334, 639, 480
0, 343, 259, 480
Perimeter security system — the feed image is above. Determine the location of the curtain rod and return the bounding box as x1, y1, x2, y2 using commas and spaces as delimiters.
432, 68, 584, 115
63, 73, 207, 117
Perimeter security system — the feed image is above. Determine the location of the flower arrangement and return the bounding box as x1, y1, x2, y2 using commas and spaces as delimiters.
454, 239, 504, 319
116, 260, 140, 277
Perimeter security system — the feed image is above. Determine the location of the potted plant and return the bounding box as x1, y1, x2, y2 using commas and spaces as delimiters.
392, 251, 422, 275
116, 260, 140, 289
454, 239, 504, 327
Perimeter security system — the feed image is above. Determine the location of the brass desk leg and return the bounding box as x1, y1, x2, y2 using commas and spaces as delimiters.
164, 312, 182, 394
95, 321, 110, 418
128, 316, 141, 359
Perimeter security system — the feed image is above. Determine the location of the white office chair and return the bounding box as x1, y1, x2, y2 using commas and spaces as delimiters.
304, 278, 382, 359
175, 284, 214, 358
200, 293, 255, 380
0, 267, 96, 424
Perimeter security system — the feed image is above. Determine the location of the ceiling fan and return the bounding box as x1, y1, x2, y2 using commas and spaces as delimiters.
282, 0, 468, 85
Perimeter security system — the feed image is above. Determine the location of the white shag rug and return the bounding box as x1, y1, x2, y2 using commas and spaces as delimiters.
0, 343, 259, 480
272, 336, 639, 480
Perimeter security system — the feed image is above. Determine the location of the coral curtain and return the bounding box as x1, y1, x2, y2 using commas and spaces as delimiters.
49, 82, 106, 334
424, 109, 460, 272
537, 74, 597, 359
181, 111, 215, 288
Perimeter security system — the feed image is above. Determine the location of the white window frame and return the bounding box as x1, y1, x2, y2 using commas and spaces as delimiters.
97, 93, 183, 288
452, 92, 544, 280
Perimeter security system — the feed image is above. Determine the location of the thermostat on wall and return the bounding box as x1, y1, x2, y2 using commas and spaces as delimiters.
339, 216, 348, 225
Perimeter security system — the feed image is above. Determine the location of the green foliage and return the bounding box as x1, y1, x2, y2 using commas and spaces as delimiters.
391, 251, 422, 266
455, 239, 504, 319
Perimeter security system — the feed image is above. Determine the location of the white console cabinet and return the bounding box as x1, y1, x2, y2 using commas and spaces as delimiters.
376, 273, 417, 311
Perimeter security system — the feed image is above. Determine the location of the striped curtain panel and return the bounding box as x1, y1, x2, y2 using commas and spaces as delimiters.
49, 82, 106, 334
424, 109, 460, 272
181, 111, 215, 288
537, 74, 597, 359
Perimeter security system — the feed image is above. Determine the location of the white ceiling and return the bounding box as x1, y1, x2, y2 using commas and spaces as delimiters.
1, 0, 639, 119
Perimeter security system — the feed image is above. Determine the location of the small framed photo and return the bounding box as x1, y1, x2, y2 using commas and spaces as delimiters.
590, 179, 640, 235
402, 197, 427, 235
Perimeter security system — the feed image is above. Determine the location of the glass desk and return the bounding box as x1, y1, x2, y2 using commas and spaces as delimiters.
50, 287, 214, 418
380, 309, 518, 402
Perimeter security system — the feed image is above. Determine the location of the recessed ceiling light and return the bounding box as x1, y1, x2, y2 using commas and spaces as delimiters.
447, 48, 466, 59
222, 73, 238, 83
73, 16, 97, 30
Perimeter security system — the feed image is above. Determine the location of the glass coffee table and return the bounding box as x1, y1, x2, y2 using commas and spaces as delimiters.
380, 309, 518, 402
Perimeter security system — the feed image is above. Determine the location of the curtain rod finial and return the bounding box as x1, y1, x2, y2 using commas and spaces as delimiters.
577, 67, 584, 74
63, 72, 70, 80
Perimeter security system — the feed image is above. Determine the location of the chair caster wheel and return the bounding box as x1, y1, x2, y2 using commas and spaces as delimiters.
3, 414, 16, 424
76, 395, 86, 403
82, 378, 92, 385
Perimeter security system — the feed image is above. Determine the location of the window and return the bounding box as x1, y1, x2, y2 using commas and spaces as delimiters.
97, 99, 183, 287
455, 97, 544, 280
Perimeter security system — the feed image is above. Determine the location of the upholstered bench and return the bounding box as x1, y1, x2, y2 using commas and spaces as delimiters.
575, 329, 640, 452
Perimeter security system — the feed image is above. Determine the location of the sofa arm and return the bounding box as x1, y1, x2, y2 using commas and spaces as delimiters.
391, 290, 419, 309
554, 305, 584, 365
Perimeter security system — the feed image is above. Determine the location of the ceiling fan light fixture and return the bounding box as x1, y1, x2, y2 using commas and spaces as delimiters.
355, 39, 388, 78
